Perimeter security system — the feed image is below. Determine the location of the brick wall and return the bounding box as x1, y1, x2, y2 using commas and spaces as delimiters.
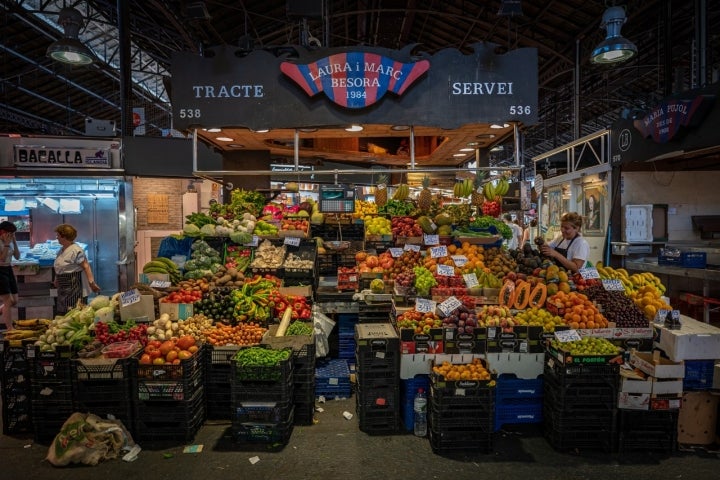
133, 177, 186, 230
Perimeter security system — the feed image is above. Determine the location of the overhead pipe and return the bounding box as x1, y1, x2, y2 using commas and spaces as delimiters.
117, 0, 132, 136
409, 126, 416, 169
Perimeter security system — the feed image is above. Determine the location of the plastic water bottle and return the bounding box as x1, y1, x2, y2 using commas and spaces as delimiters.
413, 387, 427, 437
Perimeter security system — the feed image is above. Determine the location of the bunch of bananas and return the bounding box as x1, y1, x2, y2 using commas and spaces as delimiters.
596, 264, 666, 295
453, 178, 474, 198
3, 318, 52, 345
482, 176, 510, 201
392, 183, 410, 201
143, 257, 182, 283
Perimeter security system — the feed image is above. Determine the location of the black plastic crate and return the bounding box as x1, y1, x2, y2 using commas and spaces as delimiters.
71, 356, 136, 381
28, 346, 73, 381
356, 384, 400, 409
134, 385, 205, 428
232, 371, 294, 403
137, 366, 203, 401
617, 409, 678, 454
134, 402, 206, 448
543, 407, 616, 453
429, 400, 494, 428
2, 390, 31, 413
30, 379, 74, 403
31, 402, 74, 444
543, 376, 617, 413
2, 405, 32, 435
206, 383, 233, 420
231, 351, 293, 382
356, 369, 399, 389
206, 363, 233, 384
428, 425, 493, 454
543, 357, 619, 388
430, 378, 495, 405
357, 405, 401, 435
231, 406, 294, 447
135, 348, 203, 383
205, 345, 242, 366
355, 348, 399, 374
232, 398, 293, 424
1, 339, 32, 378
294, 401, 315, 426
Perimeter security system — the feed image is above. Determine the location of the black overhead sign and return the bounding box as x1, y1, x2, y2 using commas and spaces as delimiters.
170, 44, 538, 130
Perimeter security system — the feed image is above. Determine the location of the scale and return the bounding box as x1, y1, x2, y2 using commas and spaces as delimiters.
319, 184, 355, 213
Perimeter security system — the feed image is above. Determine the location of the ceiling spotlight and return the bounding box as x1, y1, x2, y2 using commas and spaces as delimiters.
46, 7, 95, 65
206, 128, 222, 133
497, 0, 523, 17
490, 123, 510, 129
299, 128, 318, 133
591, 6, 637, 64
453, 153, 466, 157
216, 136, 234, 142
251, 129, 270, 133
390, 125, 411, 131
345, 125, 364, 132
459, 147, 475, 152
228, 144, 245, 148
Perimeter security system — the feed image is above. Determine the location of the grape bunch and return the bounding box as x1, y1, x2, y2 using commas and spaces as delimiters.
413, 266, 437, 296
395, 271, 415, 288
582, 285, 649, 328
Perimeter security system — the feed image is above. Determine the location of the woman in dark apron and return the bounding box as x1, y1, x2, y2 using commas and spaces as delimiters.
53, 224, 101, 314
540, 212, 590, 273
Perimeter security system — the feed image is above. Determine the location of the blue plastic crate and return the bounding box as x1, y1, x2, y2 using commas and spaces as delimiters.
682, 252, 707, 268
496, 373, 544, 401
494, 399, 544, 431
315, 359, 351, 393
683, 359, 715, 390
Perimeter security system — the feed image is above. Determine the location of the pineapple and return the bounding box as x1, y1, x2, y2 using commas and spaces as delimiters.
471, 172, 486, 208
375, 174, 388, 207
418, 175, 432, 211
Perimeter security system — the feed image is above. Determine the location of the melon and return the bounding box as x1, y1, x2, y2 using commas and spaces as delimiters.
434, 212, 453, 226
370, 278, 385, 294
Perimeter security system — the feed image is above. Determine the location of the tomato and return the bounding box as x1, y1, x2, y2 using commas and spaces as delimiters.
159, 340, 176, 356
176, 335, 195, 351
165, 350, 178, 363
152, 357, 165, 365
177, 350, 193, 360
139, 353, 152, 365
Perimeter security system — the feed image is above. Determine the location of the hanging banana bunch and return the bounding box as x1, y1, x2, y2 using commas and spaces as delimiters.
452, 178, 474, 198
392, 183, 410, 201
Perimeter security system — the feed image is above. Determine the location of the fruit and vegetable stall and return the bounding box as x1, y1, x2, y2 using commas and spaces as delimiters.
2, 186, 719, 463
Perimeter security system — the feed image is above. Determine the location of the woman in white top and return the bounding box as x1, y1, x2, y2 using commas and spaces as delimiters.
53, 224, 101, 314
0, 221, 20, 330
540, 212, 589, 273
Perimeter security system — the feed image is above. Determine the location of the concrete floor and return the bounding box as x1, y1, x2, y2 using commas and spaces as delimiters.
1, 396, 719, 480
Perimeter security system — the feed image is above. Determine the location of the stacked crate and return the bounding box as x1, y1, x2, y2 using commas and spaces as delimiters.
428, 360, 495, 454
494, 373, 544, 431
1, 340, 33, 435
617, 409, 678, 454
71, 354, 137, 435
358, 300, 393, 323
355, 323, 400, 434
315, 358, 352, 399
133, 348, 206, 447
204, 345, 241, 419
337, 313, 358, 362
28, 346, 75, 443
543, 356, 618, 453
230, 348, 294, 448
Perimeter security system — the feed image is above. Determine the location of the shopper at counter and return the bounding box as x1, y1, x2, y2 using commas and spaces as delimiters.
53, 224, 101, 314
0, 221, 20, 330
540, 212, 589, 273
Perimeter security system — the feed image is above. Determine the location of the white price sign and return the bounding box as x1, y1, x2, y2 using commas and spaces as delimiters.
150, 280, 171, 289
284, 236, 301, 247
404, 244, 421, 252
654, 309, 680, 324
451, 255, 468, 267
244, 235, 259, 247
579, 267, 600, 279
415, 298, 437, 314
437, 264, 455, 276
120, 288, 141, 307
602, 279, 625, 291
430, 245, 448, 258
463, 273, 479, 288
554, 329, 582, 342
439, 296, 463, 316
424, 234, 440, 246
388, 248, 404, 258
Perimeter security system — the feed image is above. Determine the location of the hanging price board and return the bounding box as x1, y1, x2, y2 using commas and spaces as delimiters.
120, 288, 141, 307
579, 267, 600, 280
438, 296, 463, 316
388, 248, 404, 258
424, 234, 439, 246
284, 236, 301, 247
437, 264, 455, 276
415, 298, 437, 314
463, 273, 479, 288
244, 235, 259, 247
602, 279, 625, 291
554, 329, 582, 342
430, 245, 448, 258
150, 280, 171, 289
404, 244, 421, 252
451, 255, 468, 267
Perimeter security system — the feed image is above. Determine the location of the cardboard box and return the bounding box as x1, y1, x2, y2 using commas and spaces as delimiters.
653, 315, 720, 362
119, 294, 155, 322
443, 327, 487, 354
629, 351, 685, 378
279, 285, 313, 298
158, 302, 194, 321
620, 375, 652, 394
652, 377, 684, 395
546, 343, 624, 365
618, 392, 650, 410
678, 391, 719, 444
398, 327, 444, 354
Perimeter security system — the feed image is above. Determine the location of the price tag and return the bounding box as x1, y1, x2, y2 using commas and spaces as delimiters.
554, 329, 582, 342
284, 236, 301, 247
150, 280, 171, 289
389, 248, 404, 258
415, 298, 437, 314
602, 279, 625, 291
404, 244, 421, 252
120, 288, 141, 307
437, 264, 455, 276
244, 235, 259, 247
463, 273, 479, 288
654, 309, 680, 324
430, 245, 448, 258
424, 234, 439, 246
348, 275, 357, 282
451, 255, 468, 267
438, 296, 463, 316
579, 267, 600, 279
